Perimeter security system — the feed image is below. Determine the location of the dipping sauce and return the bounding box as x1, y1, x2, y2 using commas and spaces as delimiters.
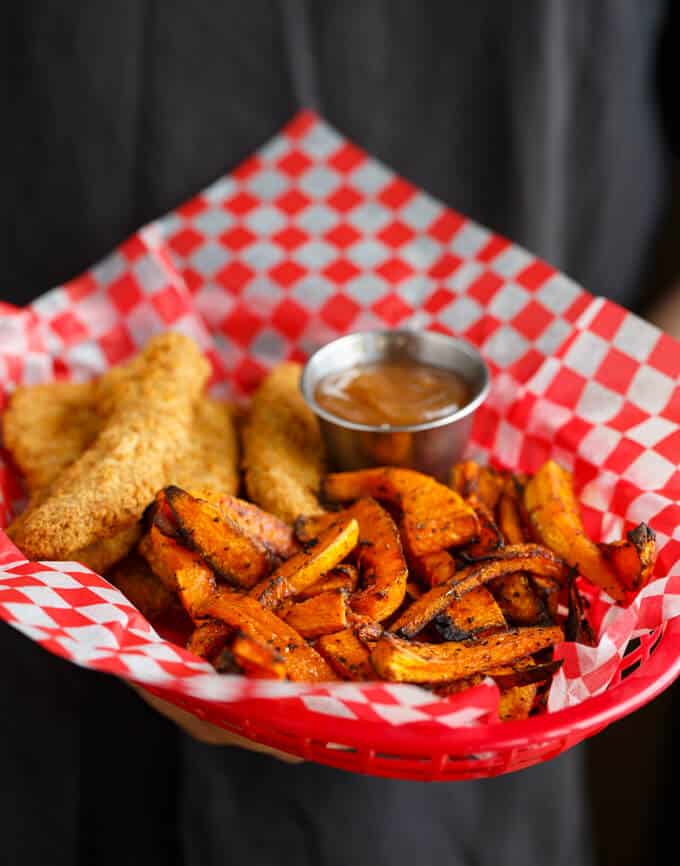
314, 361, 471, 428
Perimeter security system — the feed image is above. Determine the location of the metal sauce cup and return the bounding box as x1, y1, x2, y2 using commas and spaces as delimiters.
300, 330, 490, 481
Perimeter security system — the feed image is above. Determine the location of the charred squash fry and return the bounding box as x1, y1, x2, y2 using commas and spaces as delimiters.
392, 545, 566, 638
489, 572, 548, 626
371, 625, 564, 683
317, 628, 376, 680
294, 511, 338, 544
565, 575, 597, 646
213, 494, 299, 560
108, 553, 185, 623
450, 461, 504, 510
434, 585, 507, 641
230, 633, 286, 679
187, 620, 232, 661
524, 460, 626, 602
531, 574, 562, 619
203, 589, 337, 681
432, 659, 562, 697
460, 498, 504, 560
297, 564, 359, 600
498, 684, 538, 721
322, 467, 478, 555
163, 486, 274, 589
599, 523, 656, 592
497, 491, 527, 545
284, 589, 349, 638
249, 517, 359, 609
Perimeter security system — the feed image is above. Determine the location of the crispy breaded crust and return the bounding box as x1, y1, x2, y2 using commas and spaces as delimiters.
13, 333, 210, 559
242, 363, 325, 524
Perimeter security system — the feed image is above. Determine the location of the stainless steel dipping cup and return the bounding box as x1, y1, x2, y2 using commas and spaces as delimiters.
300, 330, 491, 481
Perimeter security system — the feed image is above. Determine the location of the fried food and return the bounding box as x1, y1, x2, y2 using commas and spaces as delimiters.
11, 333, 210, 560
242, 363, 326, 523
284, 589, 349, 638
230, 633, 286, 679
209, 494, 299, 560
108, 553, 185, 623
187, 620, 233, 661
450, 460, 504, 511
316, 627, 376, 680
434, 585, 507, 641
599, 523, 656, 592
322, 467, 479, 555
297, 564, 358, 600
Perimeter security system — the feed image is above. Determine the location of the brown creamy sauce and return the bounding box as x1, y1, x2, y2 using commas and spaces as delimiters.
314, 361, 471, 428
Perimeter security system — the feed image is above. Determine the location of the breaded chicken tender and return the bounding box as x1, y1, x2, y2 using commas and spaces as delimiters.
242, 363, 325, 524
12, 333, 210, 560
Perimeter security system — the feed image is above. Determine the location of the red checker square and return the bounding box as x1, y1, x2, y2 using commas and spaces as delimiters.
507, 347, 545, 384
609, 478, 643, 519
648, 503, 679, 538
427, 320, 454, 337
323, 258, 360, 285
272, 226, 308, 251
476, 235, 511, 263
177, 196, 207, 219
555, 415, 593, 451
544, 367, 587, 408
463, 315, 500, 348
216, 261, 255, 295
371, 292, 413, 326
219, 225, 257, 252
327, 142, 365, 173
589, 302, 627, 340
65, 273, 97, 303
647, 332, 680, 379
219, 305, 264, 347
223, 190, 258, 216
572, 458, 599, 491
271, 298, 310, 340
467, 271, 504, 305
151, 284, 189, 324
284, 110, 317, 139
99, 323, 136, 365
119, 234, 147, 262
269, 259, 307, 288
277, 149, 313, 178
324, 223, 361, 249
473, 406, 501, 449
181, 266, 204, 295
377, 220, 415, 248
516, 260, 556, 291
427, 210, 465, 243
326, 185, 362, 213
320, 293, 361, 331
233, 356, 268, 394
657, 535, 680, 572
594, 347, 639, 393
428, 252, 462, 280
424, 288, 455, 314
274, 188, 311, 216
510, 300, 554, 341
48, 607, 100, 628
660, 469, 680, 502
608, 401, 649, 432
286, 346, 308, 364
654, 429, 680, 463
518, 434, 553, 473
602, 438, 645, 474
49, 311, 89, 346
562, 292, 591, 323
660, 387, 680, 423
232, 155, 262, 181
506, 393, 538, 430
168, 226, 203, 258
377, 178, 415, 210
375, 257, 414, 284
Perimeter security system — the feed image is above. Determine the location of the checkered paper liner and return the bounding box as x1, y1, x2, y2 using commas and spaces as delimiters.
1, 111, 679, 739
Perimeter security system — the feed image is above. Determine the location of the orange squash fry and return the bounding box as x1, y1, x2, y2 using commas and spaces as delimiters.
372, 625, 564, 683
294, 511, 340, 544
230, 633, 286, 679
524, 460, 626, 601
164, 486, 274, 589
317, 628, 376, 680
297, 564, 359, 600
187, 620, 233, 661
450, 461, 504, 510
392, 545, 566, 638
498, 684, 538, 720
497, 491, 527, 545
460, 498, 504, 560
565, 576, 597, 646
212, 494, 299, 559
284, 589, 349, 638
108, 553, 184, 623
489, 572, 549, 626
322, 467, 478, 555
203, 589, 337, 681
250, 516, 359, 609
434, 585, 507, 641
598, 523, 656, 592
432, 659, 562, 697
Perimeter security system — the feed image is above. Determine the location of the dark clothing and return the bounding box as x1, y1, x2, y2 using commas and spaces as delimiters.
3, 2, 678, 865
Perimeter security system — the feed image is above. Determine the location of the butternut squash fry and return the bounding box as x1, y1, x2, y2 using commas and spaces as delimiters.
434, 585, 507, 641
164, 486, 274, 589
230, 632, 286, 679
598, 523, 656, 591
294, 511, 338, 544
450, 461, 504, 510
498, 684, 538, 720
371, 625, 564, 683
203, 589, 337, 681
284, 589, 349, 638
187, 620, 232, 661
212, 494, 299, 559
392, 545, 566, 638
432, 659, 562, 696
497, 491, 527, 545
322, 467, 478, 555
297, 564, 359, 600
460, 498, 504, 560
317, 628, 376, 680
249, 516, 359, 609
565, 575, 597, 646
108, 553, 184, 623
524, 460, 626, 602
489, 572, 549, 626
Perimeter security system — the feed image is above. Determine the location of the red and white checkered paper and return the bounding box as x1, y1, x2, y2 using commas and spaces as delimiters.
1, 111, 679, 735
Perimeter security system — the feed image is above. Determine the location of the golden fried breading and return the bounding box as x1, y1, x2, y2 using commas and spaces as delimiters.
241, 363, 325, 524
2, 381, 101, 492
13, 333, 210, 560
173, 397, 239, 497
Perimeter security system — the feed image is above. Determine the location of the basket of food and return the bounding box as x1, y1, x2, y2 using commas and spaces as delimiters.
1, 112, 678, 782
